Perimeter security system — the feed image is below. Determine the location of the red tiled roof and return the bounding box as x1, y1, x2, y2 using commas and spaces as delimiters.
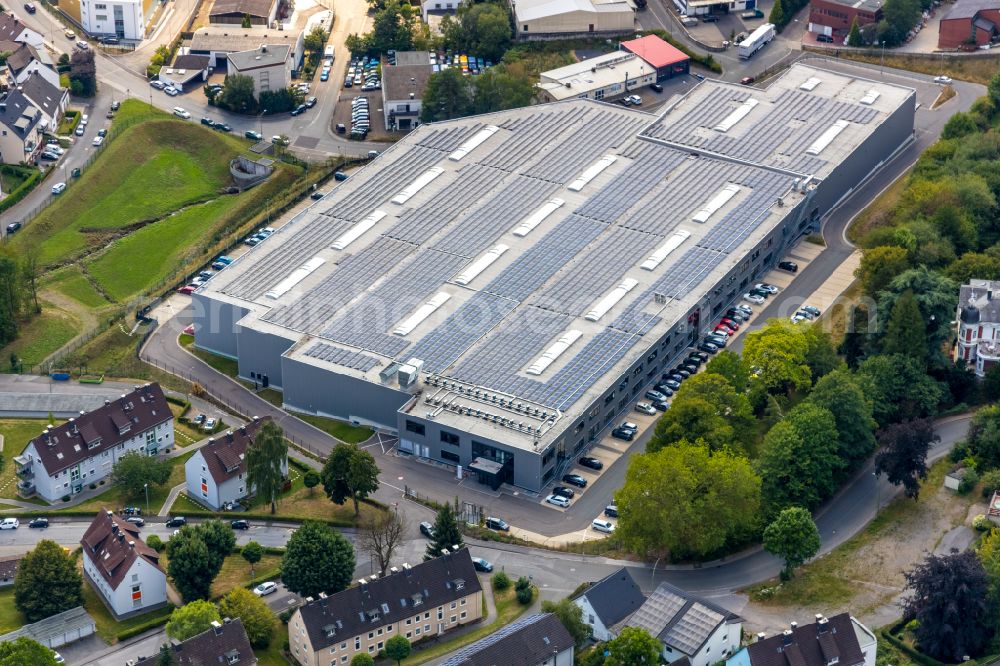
621, 35, 690, 68
81, 510, 162, 590
199, 417, 269, 484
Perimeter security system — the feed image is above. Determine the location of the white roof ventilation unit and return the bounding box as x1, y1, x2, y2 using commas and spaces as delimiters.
799, 77, 822, 91
391, 167, 444, 205
641, 230, 691, 271
714, 98, 759, 133
393, 292, 452, 336
585, 278, 639, 321
693, 184, 741, 223
859, 89, 881, 105
454, 244, 509, 285
265, 256, 325, 299
331, 210, 386, 250
527, 330, 583, 376
806, 119, 850, 156
512, 198, 564, 237
448, 125, 500, 161
567, 155, 617, 192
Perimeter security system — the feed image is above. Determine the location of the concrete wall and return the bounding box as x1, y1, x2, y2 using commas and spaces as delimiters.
281, 356, 409, 428
192, 293, 247, 359
235, 325, 295, 390
516, 7, 635, 36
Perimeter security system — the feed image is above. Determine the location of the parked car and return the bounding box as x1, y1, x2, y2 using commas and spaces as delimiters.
545, 494, 571, 508
202, 417, 217, 431
271, 135, 289, 146
719, 318, 740, 330
76, 40, 88, 49
336, 123, 346, 134
23, 3, 36, 12
650, 83, 663, 92
150, 80, 166, 90
604, 504, 619, 518
51, 182, 66, 195
306, 96, 318, 108
177, 285, 196, 295
164, 86, 179, 96
934, 75, 953, 84
801, 305, 821, 317
472, 557, 493, 572
65, 30, 76, 39
126, 517, 145, 527
743, 293, 765, 305
121, 506, 142, 516
645, 389, 667, 402
778, 260, 799, 272
334, 171, 349, 181
51, 651, 63, 664
311, 191, 325, 200
749, 287, 770, 299
419, 521, 435, 538
214, 123, 233, 132
592, 519, 615, 534
611, 425, 635, 441
740, 76, 755, 85
244, 130, 263, 141
201, 117, 215, 127
0, 518, 19, 530
74, 125, 85, 136
290, 104, 307, 116
754, 283, 779, 294
102, 36, 120, 44
697, 341, 719, 353
92, 136, 104, 147
552, 486, 575, 499
230, 519, 250, 530
705, 334, 728, 348
485, 517, 509, 531
654, 383, 674, 397
172, 107, 191, 119
165, 516, 186, 528
701, 13, 719, 21
6, 222, 22, 234
688, 351, 709, 364
562, 474, 587, 488
28, 517, 48, 528
254, 581, 278, 596
635, 401, 656, 415
579, 456, 604, 470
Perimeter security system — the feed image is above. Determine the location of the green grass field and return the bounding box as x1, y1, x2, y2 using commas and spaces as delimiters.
296, 413, 373, 444
0, 419, 59, 502
82, 576, 173, 643
0, 588, 26, 634
71, 450, 195, 513
0, 304, 79, 369
47, 266, 110, 309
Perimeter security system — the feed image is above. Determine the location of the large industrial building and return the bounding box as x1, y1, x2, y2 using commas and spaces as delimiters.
193, 63, 915, 493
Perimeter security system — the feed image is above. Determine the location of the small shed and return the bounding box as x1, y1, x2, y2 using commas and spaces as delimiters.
0, 606, 96, 648
989, 490, 1000, 525
944, 466, 969, 491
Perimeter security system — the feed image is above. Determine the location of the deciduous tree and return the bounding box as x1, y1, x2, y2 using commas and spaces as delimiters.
220, 588, 278, 648
856, 246, 910, 298
806, 368, 876, 474
361, 510, 405, 576
876, 267, 958, 365
743, 320, 812, 394
13, 540, 83, 622
541, 598, 590, 647
247, 420, 287, 514
281, 521, 355, 597
303, 470, 321, 496
219, 74, 257, 113
0, 637, 60, 665
874, 418, 938, 499
904, 551, 993, 661
384, 635, 412, 665
426, 503, 464, 559
604, 626, 661, 665
351, 655, 375, 666
617, 440, 760, 559
166, 600, 221, 641
763, 507, 821, 579
197, 519, 237, 571
704, 350, 750, 393
968, 404, 1000, 470
856, 354, 943, 426
420, 68, 473, 122
166, 530, 217, 602
110, 451, 171, 499
241, 541, 263, 578
321, 443, 380, 517
649, 373, 754, 454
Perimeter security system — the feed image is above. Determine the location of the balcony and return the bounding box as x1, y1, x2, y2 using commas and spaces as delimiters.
17, 480, 35, 498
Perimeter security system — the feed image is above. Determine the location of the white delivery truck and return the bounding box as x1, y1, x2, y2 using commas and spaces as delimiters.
324, 45, 334, 63
738, 22, 775, 59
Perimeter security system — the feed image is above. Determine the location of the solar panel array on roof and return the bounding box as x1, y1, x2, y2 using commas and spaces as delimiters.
407, 292, 518, 373
521, 111, 647, 184
664, 603, 726, 656
304, 342, 381, 372
574, 148, 687, 223
323, 146, 444, 221
413, 123, 484, 151
476, 107, 593, 171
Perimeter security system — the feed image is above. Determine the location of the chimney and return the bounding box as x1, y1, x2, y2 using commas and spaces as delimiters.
128, 540, 135, 549
790, 621, 798, 631
440, 547, 450, 556
451, 544, 460, 552
782, 630, 794, 646
817, 617, 829, 634
409, 92, 414, 99
106, 510, 114, 520
211, 620, 223, 635
756, 632, 766, 642
79, 410, 85, 416
105, 399, 110, 406
223, 617, 232, 625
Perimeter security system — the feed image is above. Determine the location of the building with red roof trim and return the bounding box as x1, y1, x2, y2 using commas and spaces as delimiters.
621, 34, 690, 80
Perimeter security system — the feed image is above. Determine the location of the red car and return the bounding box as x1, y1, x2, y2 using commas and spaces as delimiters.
714, 325, 735, 336
719, 318, 740, 330
177, 285, 196, 294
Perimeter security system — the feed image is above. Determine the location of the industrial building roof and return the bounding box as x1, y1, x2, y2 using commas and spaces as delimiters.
200, 63, 913, 450
209, 0, 276, 19
513, 0, 633, 22
942, 0, 1000, 20
621, 34, 690, 68
227, 44, 290, 71
0, 606, 95, 648
814, 0, 882, 12
383, 62, 434, 102
538, 51, 655, 101
187, 26, 300, 53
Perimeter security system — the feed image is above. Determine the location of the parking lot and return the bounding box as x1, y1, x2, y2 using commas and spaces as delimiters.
333, 90, 392, 141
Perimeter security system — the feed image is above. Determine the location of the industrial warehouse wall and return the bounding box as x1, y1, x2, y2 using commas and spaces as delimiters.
235, 325, 296, 390
192, 294, 247, 360
280, 356, 409, 429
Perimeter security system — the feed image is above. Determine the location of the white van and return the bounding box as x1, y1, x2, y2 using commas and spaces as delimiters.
172, 107, 191, 119
324, 45, 334, 63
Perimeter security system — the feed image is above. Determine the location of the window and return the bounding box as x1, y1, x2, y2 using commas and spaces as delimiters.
461, 599, 466, 606
460, 611, 467, 619
368, 632, 373, 640
440, 430, 459, 446
368, 646, 375, 654
424, 624, 430, 632
415, 628, 421, 636
450, 615, 457, 623
377, 642, 383, 650
340, 643, 347, 650
387, 626, 393, 633
406, 632, 412, 639
341, 657, 348, 664
437, 609, 443, 620
424, 612, 430, 620
377, 629, 382, 636
450, 602, 457, 609
405, 619, 411, 626
405, 420, 425, 435
440, 450, 459, 463
355, 638, 360, 650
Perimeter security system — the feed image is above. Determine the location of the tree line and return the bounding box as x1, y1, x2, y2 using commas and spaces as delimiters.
0, 246, 41, 363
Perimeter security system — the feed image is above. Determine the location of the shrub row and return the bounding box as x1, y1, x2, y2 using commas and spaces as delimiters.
116, 609, 173, 641
0, 166, 42, 215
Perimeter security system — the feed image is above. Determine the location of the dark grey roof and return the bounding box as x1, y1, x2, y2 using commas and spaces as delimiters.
613, 581, 742, 656
0, 12, 31, 42
575, 567, 646, 629
382, 63, 433, 102
440, 613, 574, 666
5, 42, 38, 73
210, 0, 276, 18
959, 281, 1000, 323
81, 511, 163, 590
296, 547, 483, 650
0, 555, 21, 582
19, 70, 65, 119
197, 417, 268, 484
227, 44, 290, 71
943, 0, 1000, 20
171, 619, 257, 666
0, 89, 41, 137
394, 50, 431, 66
745, 614, 864, 666
172, 54, 211, 70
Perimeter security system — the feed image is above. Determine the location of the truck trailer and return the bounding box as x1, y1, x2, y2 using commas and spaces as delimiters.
738, 23, 775, 59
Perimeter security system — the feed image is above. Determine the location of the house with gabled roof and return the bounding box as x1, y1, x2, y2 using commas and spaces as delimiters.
0, 11, 44, 48
184, 416, 285, 510
441, 613, 574, 666
167, 618, 257, 666
80, 510, 167, 618
14, 383, 173, 502
612, 581, 743, 666
572, 567, 646, 641
289, 547, 484, 666
727, 613, 876, 666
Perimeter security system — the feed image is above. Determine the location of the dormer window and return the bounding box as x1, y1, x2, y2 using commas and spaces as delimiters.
454, 579, 465, 590
225, 649, 240, 664
411, 594, 423, 607
366, 609, 380, 622
323, 624, 336, 638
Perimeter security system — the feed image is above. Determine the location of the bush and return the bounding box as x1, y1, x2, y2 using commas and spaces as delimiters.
88, 483, 96, 490
981, 469, 1000, 498
959, 468, 980, 494
950, 441, 970, 463
0, 165, 41, 215
61, 495, 70, 502
146, 534, 164, 551
491, 572, 511, 591
278, 608, 295, 624
516, 585, 533, 605
973, 515, 992, 531
515, 576, 530, 592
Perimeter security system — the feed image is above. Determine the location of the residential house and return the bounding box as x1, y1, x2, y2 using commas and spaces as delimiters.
289, 547, 484, 666
13, 383, 173, 502
440, 613, 574, 666
939, 0, 1000, 48
727, 614, 877, 666
158, 54, 212, 91
184, 416, 285, 510
184, 26, 304, 69
167, 618, 257, 666
382, 53, 433, 131
612, 582, 743, 666
0, 554, 21, 587
209, 0, 279, 26
80, 510, 168, 618
957, 278, 1000, 376
808, 0, 882, 39
0, 12, 45, 48
0, 89, 42, 165
58, 0, 157, 41
226, 44, 292, 98
6, 42, 59, 88
572, 567, 646, 642
19, 70, 69, 130
510, 0, 636, 39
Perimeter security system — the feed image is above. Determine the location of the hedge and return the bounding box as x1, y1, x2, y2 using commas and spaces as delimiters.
879, 625, 1000, 666
0, 165, 42, 215
116, 608, 174, 641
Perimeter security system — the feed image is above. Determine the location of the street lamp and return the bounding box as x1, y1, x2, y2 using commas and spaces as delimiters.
880, 41, 886, 75
144, 482, 149, 515
259, 109, 268, 137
